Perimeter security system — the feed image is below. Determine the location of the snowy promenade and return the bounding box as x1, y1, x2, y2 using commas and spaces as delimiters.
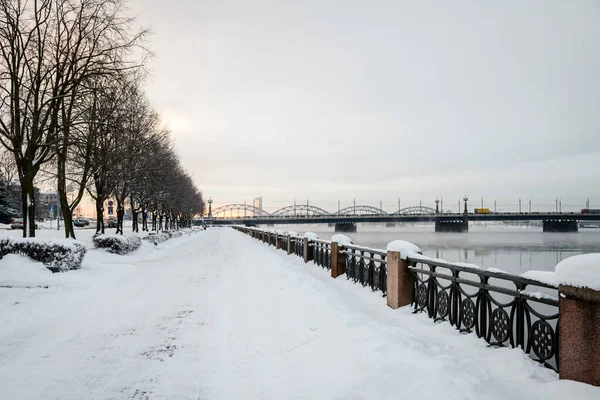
0, 228, 598, 399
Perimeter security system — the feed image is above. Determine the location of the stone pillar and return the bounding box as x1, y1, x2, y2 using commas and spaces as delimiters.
287, 237, 293, 254
386, 251, 413, 309
303, 237, 313, 263
275, 234, 281, 250
558, 284, 600, 386
331, 242, 346, 278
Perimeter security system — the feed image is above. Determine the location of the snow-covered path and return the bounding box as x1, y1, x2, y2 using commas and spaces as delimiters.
0, 228, 598, 400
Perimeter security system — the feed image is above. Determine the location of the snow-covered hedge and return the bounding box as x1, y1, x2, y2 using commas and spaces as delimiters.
93, 234, 142, 255
0, 237, 86, 272
142, 229, 193, 246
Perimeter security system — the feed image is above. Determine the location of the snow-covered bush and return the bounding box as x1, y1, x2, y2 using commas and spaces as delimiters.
167, 231, 184, 239
0, 237, 86, 271
93, 234, 142, 255
143, 232, 169, 245
142, 228, 196, 246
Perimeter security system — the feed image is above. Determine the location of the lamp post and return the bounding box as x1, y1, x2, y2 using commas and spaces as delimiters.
463, 196, 469, 214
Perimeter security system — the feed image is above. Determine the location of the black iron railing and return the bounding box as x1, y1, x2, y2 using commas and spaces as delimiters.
342, 244, 387, 296
407, 256, 559, 371
311, 239, 332, 270
291, 236, 303, 257
278, 234, 289, 252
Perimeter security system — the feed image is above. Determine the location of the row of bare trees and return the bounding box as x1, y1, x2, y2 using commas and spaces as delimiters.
0, 0, 203, 238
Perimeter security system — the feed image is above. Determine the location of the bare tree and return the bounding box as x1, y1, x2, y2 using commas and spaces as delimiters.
52, 0, 148, 239
0, 0, 59, 237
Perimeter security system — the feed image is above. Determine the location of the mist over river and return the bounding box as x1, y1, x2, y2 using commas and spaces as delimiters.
273, 223, 600, 274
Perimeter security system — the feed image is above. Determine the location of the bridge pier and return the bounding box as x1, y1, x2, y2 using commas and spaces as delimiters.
543, 220, 578, 232
335, 222, 357, 233
435, 219, 468, 233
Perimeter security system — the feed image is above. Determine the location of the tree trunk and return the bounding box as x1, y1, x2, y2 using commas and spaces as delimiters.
142, 208, 148, 231
95, 198, 105, 234
130, 195, 138, 233
57, 161, 76, 239
19, 172, 36, 238
116, 202, 124, 235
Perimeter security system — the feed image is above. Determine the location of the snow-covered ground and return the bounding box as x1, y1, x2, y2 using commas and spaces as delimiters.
0, 228, 598, 399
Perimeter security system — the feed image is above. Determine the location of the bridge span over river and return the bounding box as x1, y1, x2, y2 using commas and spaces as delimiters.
205, 202, 600, 233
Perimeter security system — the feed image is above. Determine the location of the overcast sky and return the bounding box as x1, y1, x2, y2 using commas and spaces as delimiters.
128, 0, 600, 212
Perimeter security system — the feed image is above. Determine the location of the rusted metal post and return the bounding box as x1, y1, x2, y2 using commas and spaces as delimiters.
559, 284, 600, 386
275, 234, 281, 249
386, 251, 413, 309
331, 242, 346, 278
303, 237, 313, 263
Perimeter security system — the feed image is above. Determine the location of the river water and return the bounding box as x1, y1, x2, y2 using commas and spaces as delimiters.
274, 223, 600, 274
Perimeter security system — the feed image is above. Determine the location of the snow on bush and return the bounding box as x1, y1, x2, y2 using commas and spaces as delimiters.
142, 229, 197, 246
143, 232, 170, 245
303, 232, 319, 240
93, 234, 142, 255
0, 254, 54, 286
386, 240, 422, 259
555, 253, 600, 291
0, 237, 86, 271
331, 234, 352, 244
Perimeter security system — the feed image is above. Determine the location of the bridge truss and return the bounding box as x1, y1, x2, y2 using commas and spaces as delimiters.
211, 204, 271, 218
336, 205, 389, 216
393, 206, 437, 215
210, 203, 441, 218
271, 204, 331, 217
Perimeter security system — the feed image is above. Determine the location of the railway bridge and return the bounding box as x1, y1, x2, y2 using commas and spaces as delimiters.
204, 201, 600, 233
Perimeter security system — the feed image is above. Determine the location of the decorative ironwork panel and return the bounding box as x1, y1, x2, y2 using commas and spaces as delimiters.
408, 258, 559, 371
312, 241, 332, 270
291, 237, 303, 257
342, 246, 387, 296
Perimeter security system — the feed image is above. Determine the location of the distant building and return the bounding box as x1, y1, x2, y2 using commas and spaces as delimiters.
40, 192, 58, 204
253, 196, 263, 216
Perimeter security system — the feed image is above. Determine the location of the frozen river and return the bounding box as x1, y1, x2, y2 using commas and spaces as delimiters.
273, 223, 600, 274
